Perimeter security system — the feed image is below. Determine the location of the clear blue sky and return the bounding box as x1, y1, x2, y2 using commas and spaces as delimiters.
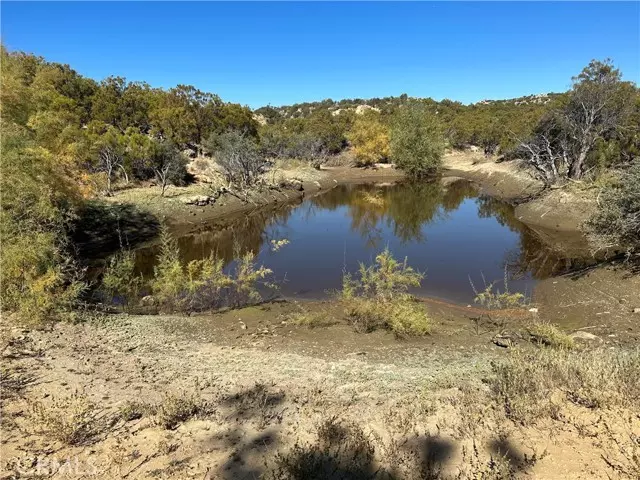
2, 2, 638, 108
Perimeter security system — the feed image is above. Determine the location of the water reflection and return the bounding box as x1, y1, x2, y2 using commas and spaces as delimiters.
133, 179, 595, 303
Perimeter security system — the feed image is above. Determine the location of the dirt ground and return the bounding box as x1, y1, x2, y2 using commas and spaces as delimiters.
2, 299, 638, 479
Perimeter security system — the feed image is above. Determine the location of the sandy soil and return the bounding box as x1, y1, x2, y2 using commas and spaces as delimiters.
2, 302, 637, 479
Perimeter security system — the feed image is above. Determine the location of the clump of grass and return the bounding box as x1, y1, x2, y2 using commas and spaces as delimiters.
267, 417, 375, 480
340, 249, 430, 336
286, 308, 337, 329
29, 391, 106, 445
469, 270, 527, 312
345, 297, 431, 336
152, 392, 210, 430
119, 400, 150, 422
527, 320, 575, 349
490, 348, 640, 424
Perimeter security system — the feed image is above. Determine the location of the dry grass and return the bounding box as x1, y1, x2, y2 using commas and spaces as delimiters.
343, 297, 432, 336
284, 306, 338, 329
119, 400, 150, 422
526, 320, 575, 349
267, 417, 376, 480
0, 365, 34, 400
152, 391, 211, 430
490, 348, 640, 424
29, 391, 108, 445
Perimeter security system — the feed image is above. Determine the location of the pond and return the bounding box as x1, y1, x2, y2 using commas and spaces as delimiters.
134, 179, 595, 305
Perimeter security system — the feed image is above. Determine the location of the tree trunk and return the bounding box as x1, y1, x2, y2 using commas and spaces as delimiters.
569, 147, 589, 179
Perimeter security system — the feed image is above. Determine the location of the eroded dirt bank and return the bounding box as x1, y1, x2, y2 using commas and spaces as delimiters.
442, 152, 596, 233
106, 167, 405, 240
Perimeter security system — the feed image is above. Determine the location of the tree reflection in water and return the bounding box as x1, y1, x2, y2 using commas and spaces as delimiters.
131, 179, 596, 299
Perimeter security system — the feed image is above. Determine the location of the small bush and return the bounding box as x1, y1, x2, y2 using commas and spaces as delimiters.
527, 320, 575, 349
342, 248, 423, 302
151, 230, 274, 313
587, 161, 640, 258
119, 400, 149, 421
29, 391, 105, 445
101, 250, 143, 310
344, 297, 431, 336
347, 111, 390, 167
469, 271, 526, 311
153, 392, 209, 430
341, 249, 430, 336
267, 417, 376, 480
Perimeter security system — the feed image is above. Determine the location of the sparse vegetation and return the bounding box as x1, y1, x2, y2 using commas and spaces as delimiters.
101, 249, 143, 311
29, 391, 106, 445
490, 348, 640, 424
152, 391, 210, 430
267, 417, 375, 480
150, 229, 274, 313
469, 271, 527, 312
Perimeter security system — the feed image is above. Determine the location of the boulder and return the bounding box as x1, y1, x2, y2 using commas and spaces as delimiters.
181, 195, 212, 206
570, 331, 602, 342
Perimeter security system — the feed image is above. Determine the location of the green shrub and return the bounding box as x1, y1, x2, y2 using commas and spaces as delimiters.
527, 321, 575, 350
1, 132, 85, 324
389, 103, 445, 177
587, 161, 640, 257
469, 271, 526, 311
341, 249, 430, 336
101, 250, 143, 310
343, 248, 423, 302
151, 229, 273, 313
151, 228, 232, 312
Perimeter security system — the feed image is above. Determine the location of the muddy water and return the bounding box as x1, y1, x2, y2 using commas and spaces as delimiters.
135, 179, 596, 304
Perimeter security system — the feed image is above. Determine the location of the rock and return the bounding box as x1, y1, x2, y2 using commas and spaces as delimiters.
570, 331, 602, 342
140, 295, 156, 306
528, 307, 539, 313
181, 195, 212, 206
632, 307, 640, 314
493, 334, 515, 348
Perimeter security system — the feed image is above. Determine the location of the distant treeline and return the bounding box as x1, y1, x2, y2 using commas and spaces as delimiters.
256, 92, 561, 156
